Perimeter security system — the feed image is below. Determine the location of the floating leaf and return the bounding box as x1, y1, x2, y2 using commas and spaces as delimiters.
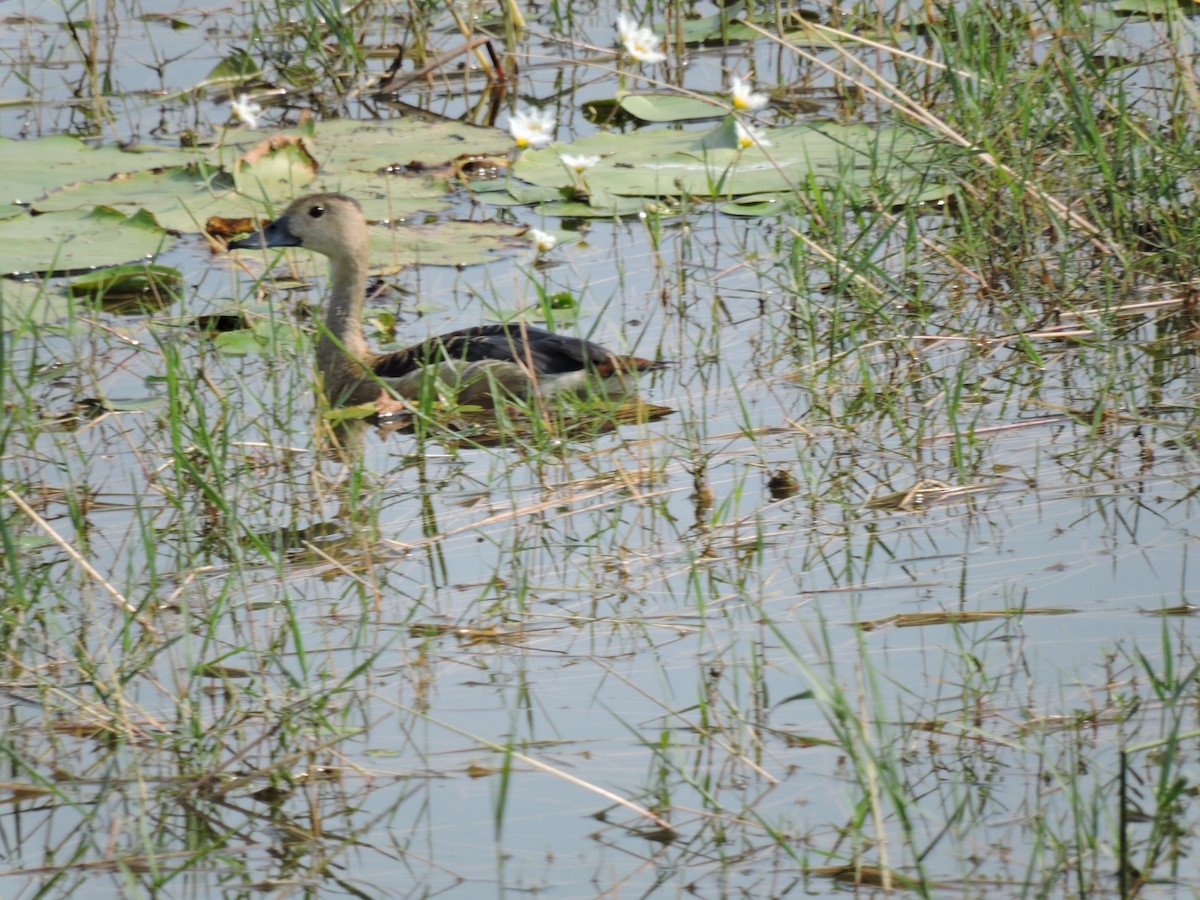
35, 166, 236, 232
673, 5, 817, 44
310, 119, 512, 172
618, 93, 726, 123
719, 194, 797, 217
471, 182, 571, 208
212, 318, 301, 356
67, 264, 182, 301
1, 135, 200, 206
536, 197, 674, 218
234, 134, 320, 195
368, 220, 527, 268
206, 48, 260, 83
513, 119, 936, 212
676, 6, 906, 48
0, 207, 171, 275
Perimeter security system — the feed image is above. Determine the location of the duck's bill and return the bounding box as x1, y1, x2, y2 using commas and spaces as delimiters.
227, 215, 301, 250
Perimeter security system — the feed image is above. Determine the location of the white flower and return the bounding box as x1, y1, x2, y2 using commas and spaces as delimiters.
616, 13, 639, 44
529, 227, 557, 252
617, 14, 666, 65
730, 75, 769, 112
508, 107, 556, 149
230, 93, 263, 129
559, 153, 600, 174
735, 120, 770, 150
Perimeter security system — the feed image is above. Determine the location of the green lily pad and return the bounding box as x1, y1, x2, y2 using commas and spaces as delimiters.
537, 196, 675, 218
1, 135, 201, 205
67, 264, 182, 300
35, 166, 235, 224
309, 118, 512, 171
676, 6, 906, 47
37, 154, 452, 234
471, 182, 571, 208
618, 93, 726, 122
213, 317, 301, 356
369, 220, 528, 267
206, 48, 260, 83
673, 5, 817, 44
308, 174, 453, 221
718, 194, 798, 217
0, 207, 171, 276
0, 278, 74, 330
233, 135, 320, 195
513, 118, 935, 210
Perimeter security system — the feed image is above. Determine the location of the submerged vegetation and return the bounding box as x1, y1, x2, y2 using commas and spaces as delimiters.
1, 0, 1200, 895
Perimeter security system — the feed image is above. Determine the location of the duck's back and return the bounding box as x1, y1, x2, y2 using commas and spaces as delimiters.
374, 323, 661, 380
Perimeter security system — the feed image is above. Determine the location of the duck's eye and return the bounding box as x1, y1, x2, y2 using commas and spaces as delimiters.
309, 205, 325, 219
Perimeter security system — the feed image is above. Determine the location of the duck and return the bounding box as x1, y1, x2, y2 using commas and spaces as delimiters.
227, 192, 664, 411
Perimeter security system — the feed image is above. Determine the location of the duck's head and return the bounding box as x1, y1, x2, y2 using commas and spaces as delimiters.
228, 193, 368, 260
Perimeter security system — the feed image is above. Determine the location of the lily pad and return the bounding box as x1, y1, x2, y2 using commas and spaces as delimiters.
676, 6, 906, 48
369, 220, 528, 268
674, 5, 812, 44
233, 135, 320, 195
0, 278, 74, 330
618, 93, 726, 123
35, 166, 236, 227
0, 207, 171, 276
513, 118, 936, 211
470, 182, 571, 208
213, 317, 301, 356
309, 118, 513, 172
537, 196, 675, 218
308, 174, 453, 221
1, 135, 201, 205
206, 48, 260, 84
718, 194, 798, 217
68, 264, 182, 301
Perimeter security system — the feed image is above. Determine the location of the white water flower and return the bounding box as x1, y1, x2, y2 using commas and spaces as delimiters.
230, 93, 264, 129
559, 153, 600, 174
508, 107, 556, 149
616, 13, 666, 64
529, 227, 557, 252
616, 12, 645, 46
729, 75, 769, 112
735, 120, 770, 150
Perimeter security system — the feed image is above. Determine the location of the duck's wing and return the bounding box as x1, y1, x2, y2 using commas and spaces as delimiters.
372, 324, 663, 379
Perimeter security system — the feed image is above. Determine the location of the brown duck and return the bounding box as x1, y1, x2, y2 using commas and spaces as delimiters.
228, 193, 663, 409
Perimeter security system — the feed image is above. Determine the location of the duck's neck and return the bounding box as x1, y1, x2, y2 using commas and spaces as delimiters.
316, 251, 372, 379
